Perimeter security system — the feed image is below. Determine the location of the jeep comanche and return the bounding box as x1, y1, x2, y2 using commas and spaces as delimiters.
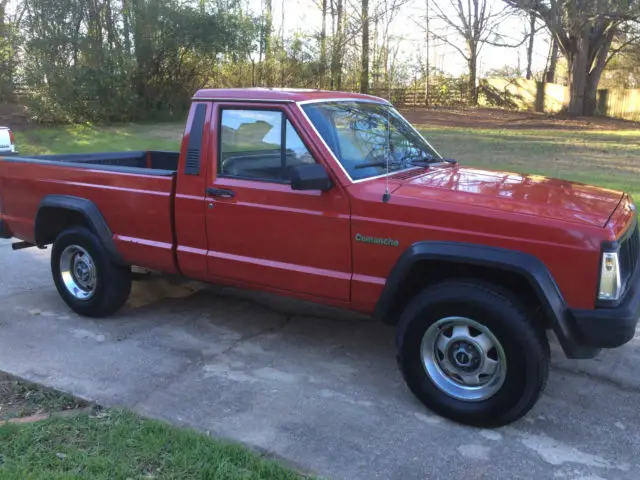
1, 88, 638, 427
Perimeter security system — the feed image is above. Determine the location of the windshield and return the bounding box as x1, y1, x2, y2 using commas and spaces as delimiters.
301, 100, 441, 180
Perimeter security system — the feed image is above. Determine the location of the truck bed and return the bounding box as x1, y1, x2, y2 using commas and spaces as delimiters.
6, 150, 179, 175
0, 150, 180, 274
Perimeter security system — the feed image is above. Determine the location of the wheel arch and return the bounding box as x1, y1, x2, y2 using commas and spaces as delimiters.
374, 241, 596, 359
35, 194, 125, 265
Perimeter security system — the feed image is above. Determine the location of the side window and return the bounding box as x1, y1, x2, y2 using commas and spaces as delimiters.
285, 120, 315, 169
219, 109, 315, 182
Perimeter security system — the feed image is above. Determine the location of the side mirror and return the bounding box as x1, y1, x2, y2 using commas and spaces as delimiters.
290, 164, 333, 191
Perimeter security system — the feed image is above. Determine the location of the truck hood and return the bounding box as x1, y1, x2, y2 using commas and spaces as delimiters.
393, 166, 623, 227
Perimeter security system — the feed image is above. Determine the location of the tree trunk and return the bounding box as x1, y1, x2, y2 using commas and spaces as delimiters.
372, 16, 378, 89
425, 0, 430, 106
0, 1, 6, 45
525, 12, 535, 80
329, 0, 335, 88
263, 0, 273, 86
280, 0, 285, 86
133, 0, 156, 104
105, 0, 122, 64
87, 0, 104, 67
567, 36, 589, 116
360, 0, 369, 94
584, 28, 614, 116
319, 0, 327, 88
545, 38, 558, 83
330, 0, 343, 90
0, 0, 10, 100
122, 0, 132, 55
468, 49, 477, 104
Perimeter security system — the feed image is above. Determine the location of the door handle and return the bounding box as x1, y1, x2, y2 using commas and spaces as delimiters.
206, 187, 236, 198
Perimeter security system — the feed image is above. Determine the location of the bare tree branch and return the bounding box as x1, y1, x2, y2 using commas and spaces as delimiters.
429, 29, 470, 60
482, 23, 546, 48
604, 32, 640, 68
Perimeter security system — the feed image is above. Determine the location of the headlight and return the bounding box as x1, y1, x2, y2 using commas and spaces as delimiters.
598, 252, 622, 301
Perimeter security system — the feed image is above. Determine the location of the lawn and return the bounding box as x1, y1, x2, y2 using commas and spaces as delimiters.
15, 123, 182, 156
14, 115, 640, 198
0, 373, 307, 479
0, 410, 304, 480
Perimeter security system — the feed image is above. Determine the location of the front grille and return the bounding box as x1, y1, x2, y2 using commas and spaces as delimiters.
619, 221, 640, 286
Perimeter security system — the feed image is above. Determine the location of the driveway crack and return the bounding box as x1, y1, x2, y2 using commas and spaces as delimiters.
130, 316, 293, 409
215, 315, 292, 358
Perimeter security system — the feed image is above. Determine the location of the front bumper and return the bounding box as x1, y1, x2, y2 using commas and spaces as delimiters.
569, 268, 640, 349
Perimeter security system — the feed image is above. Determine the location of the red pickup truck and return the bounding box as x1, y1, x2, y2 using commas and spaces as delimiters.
1, 88, 638, 427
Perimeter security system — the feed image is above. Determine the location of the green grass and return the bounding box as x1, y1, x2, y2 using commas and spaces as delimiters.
0, 409, 306, 480
417, 125, 640, 199
0, 374, 306, 479
15, 123, 182, 156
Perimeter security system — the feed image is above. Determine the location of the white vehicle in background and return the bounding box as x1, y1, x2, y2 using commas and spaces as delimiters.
0, 127, 16, 155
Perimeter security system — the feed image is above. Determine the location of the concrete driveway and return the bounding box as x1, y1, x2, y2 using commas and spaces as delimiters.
0, 238, 639, 479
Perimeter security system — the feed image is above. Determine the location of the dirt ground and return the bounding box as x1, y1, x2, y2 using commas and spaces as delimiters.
400, 106, 640, 130
0, 372, 87, 421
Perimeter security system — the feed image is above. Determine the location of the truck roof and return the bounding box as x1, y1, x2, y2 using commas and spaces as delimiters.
193, 87, 388, 104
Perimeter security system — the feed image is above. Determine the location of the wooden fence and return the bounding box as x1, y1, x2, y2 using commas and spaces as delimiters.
364, 78, 640, 123
482, 77, 640, 122
367, 84, 470, 107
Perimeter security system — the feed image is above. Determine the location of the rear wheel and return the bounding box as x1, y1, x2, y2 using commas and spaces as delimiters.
396, 280, 549, 427
51, 226, 131, 317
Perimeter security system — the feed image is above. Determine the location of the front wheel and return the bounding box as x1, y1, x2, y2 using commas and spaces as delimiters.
396, 280, 549, 427
51, 226, 131, 317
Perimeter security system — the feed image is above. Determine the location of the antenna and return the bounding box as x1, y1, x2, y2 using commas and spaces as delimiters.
382, 54, 391, 203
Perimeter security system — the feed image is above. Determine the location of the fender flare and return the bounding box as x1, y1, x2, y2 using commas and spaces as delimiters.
374, 241, 597, 359
35, 194, 125, 265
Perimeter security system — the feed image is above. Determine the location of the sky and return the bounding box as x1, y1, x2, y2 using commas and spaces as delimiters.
246, 0, 552, 78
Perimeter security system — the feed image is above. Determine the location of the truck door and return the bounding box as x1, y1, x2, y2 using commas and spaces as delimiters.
203, 102, 351, 302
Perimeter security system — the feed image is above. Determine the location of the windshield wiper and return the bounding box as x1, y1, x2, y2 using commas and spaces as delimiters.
354, 161, 403, 169
407, 157, 458, 166
407, 160, 432, 167
434, 157, 458, 164
355, 156, 457, 170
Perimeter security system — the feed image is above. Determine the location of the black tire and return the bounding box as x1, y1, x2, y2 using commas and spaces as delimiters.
51, 226, 131, 317
396, 279, 549, 427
